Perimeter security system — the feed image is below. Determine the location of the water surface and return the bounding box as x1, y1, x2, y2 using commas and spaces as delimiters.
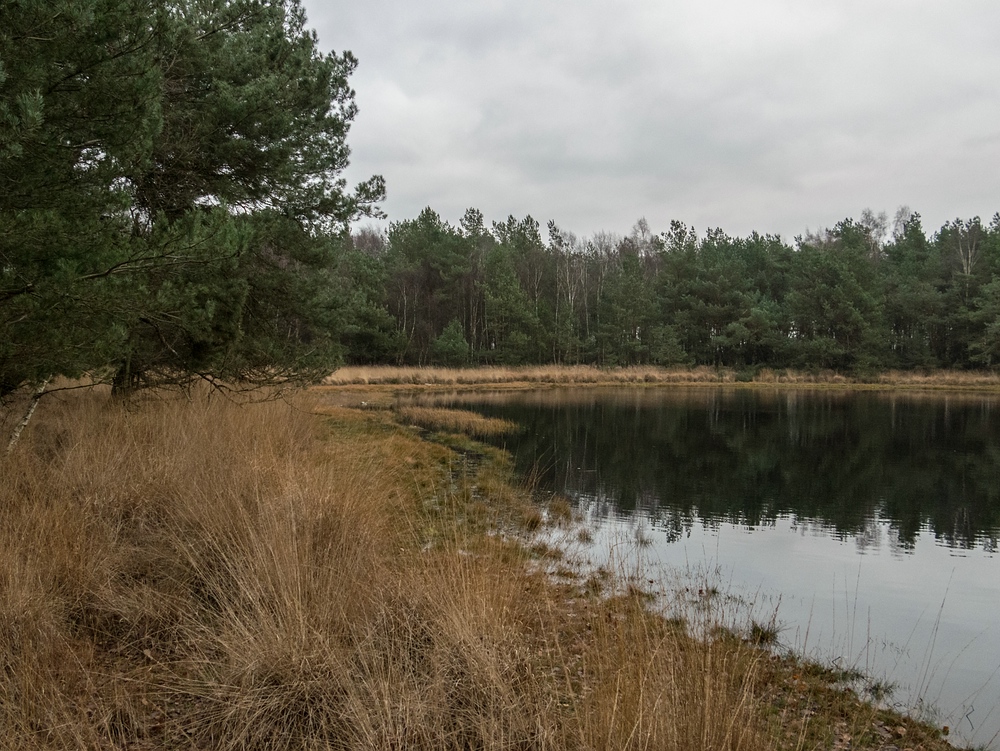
406, 387, 1000, 748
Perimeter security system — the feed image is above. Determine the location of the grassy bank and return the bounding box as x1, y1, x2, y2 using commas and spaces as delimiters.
320, 365, 1000, 392
0, 388, 964, 749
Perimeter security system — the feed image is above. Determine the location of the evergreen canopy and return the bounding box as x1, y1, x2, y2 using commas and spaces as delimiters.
0, 0, 384, 397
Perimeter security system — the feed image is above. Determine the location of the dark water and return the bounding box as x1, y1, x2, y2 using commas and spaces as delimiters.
405, 387, 1000, 748
429, 388, 1000, 550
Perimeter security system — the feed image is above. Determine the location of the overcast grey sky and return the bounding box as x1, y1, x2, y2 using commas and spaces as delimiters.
305, 0, 1000, 241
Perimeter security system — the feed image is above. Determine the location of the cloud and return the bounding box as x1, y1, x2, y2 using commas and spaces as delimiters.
311, 0, 1000, 240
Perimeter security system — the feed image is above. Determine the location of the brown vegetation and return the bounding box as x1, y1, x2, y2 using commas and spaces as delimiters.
396, 406, 518, 436
0, 387, 962, 749
322, 364, 733, 387
322, 365, 1000, 391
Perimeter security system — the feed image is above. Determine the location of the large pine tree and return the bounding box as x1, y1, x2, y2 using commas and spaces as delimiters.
0, 0, 383, 398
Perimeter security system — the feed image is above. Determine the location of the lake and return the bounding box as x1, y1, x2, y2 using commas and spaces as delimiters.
404, 387, 1000, 749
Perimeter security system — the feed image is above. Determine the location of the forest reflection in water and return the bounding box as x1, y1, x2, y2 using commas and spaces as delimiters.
413, 387, 1000, 553
403, 386, 1000, 746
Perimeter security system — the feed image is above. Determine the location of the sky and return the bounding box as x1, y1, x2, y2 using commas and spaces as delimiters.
304, 0, 1000, 242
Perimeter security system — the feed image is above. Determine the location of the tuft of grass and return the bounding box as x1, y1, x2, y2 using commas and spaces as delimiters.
547, 495, 574, 525
864, 677, 898, 702
519, 505, 544, 532
561, 590, 775, 750
748, 619, 784, 647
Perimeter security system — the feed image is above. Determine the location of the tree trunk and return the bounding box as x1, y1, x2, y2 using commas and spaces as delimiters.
6, 377, 50, 453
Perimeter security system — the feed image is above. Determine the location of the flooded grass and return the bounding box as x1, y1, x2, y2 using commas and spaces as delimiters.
396, 405, 518, 435
0, 386, 969, 750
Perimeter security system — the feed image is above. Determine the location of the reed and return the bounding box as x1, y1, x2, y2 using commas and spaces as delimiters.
874, 369, 1000, 388
321, 364, 1000, 391
396, 406, 518, 436
322, 364, 734, 386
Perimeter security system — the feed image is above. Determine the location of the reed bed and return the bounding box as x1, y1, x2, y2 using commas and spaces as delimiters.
322, 364, 1000, 391
323, 364, 734, 386
396, 406, 518, 436
873, 369, 1000, 388
0, 388, 962, 750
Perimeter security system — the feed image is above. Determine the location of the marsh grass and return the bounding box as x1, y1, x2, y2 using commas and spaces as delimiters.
0, 388, 963, 750
872, 369, 1000, 389
396, 405, 518, 436
323, 364, 733, 386
322, 364, 1000, 391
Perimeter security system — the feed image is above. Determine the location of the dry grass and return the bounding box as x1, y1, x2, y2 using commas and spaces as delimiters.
321, 365, 1000, 392
323, 364, 735, 387
0, 387, 962, 750
396, 406, 518, 436
555, 592, 773, 750
872, 369, 1000, 388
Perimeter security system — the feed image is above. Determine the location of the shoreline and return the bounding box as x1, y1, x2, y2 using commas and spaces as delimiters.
321, 388, 972, 750
0, 386, 972, 749
319, 364, 1000, 394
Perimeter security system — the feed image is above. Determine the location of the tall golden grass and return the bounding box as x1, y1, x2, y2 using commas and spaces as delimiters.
322, 364, 1000, 390
322, 364, 734, 386
396, 406, 518, 436
0, 388, 959, 750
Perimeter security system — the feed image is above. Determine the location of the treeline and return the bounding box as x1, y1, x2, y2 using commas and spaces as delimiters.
335, 207, 1000, 373
4, 3, 1000, 400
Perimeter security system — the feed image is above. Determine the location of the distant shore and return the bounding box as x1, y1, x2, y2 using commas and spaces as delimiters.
319, 364, 1000, 392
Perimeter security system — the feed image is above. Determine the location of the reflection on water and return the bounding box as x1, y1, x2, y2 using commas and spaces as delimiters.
404, 387, 1000, 748
416, 387, 1000, 552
